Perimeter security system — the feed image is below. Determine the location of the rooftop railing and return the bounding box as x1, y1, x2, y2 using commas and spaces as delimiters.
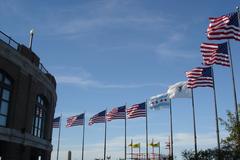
0, 31, 19, 50
0, 30, 49, 74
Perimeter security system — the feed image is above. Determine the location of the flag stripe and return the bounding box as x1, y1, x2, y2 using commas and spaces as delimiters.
106, 106, 126, 121
207, 12, 240, 41
53, 116, 60, 128
66, 113, 84, 127
89, 110, 106, 125
127, 102, 146, 119
186, 67, 214, 89
200, 42, 230, 67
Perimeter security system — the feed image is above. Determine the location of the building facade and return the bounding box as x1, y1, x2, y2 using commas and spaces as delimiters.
0, 31, 57, 160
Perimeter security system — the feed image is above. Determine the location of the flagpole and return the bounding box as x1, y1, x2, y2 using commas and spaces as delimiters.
211, 67, 221, 158
131, 139, 133, 159
169, 99, 173, 160
158, 142, 160, 160
104, 109, 107, 160
139, 144, 141, 159
56, 113, 62, 160
125, 103, 127, 160
235, 5, 240, 150
191, 89, 198, 159
152, 139, 155, 159
145, 100, 149, 160
168, 136, 170, 159
81, 113, 85, 160
227, 40, 239, 125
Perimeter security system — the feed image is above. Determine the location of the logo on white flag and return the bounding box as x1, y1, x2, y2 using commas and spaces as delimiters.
167, 81, 192, 99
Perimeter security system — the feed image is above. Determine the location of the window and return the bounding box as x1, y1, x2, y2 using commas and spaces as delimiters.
0, 71, 12, 127
32, 96, 47, 138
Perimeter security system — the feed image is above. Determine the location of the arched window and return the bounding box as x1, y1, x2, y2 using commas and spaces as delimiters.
0, 71, 12, 127
32, 96, 47, 138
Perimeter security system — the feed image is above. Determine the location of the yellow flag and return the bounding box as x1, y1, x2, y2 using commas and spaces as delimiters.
132, 143, 140, 148
149, 142, 160, 147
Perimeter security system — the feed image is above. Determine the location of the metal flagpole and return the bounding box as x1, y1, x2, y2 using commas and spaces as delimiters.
167, 136, 170, 159
145, 100, 149, 160
191, 89, 198, 159
131, 139, 133, 159
235, 6, 240, 150
169, 100, 173, 160
139, 144, 141, 159
125, 104, 127, 160
81, 113, 85, 160
211, 67, 221, 158
104, 109, 107, 160
151, 139, 154, 159
152, 139, 155, 160
227, 40, 239, 124
158, 142, 160, 160
56, 113, 62, 160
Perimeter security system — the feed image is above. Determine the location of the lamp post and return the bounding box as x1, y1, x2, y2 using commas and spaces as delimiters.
29, 29, 34, 50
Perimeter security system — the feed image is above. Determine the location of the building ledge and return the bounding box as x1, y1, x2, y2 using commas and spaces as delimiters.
0, 127, 52, 151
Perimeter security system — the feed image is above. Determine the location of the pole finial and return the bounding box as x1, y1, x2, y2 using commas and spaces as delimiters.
236, 6, 239, 11
30, 29, 34, 35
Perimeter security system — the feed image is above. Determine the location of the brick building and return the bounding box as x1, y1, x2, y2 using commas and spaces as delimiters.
0, 31, 57, 160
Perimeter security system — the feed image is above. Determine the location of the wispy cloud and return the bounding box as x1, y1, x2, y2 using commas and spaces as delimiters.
56, 75, 165, 89
51, 66, 166, 89
155, 43, 197, 59
52, 15, 169, 37
155, 32, 198, 59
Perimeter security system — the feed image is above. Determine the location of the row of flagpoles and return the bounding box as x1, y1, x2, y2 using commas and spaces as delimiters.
53, 7, 240, 160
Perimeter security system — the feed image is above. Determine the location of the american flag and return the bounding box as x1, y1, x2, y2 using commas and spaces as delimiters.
186, 67, 214, 88
66, 113, 84, 127
106, 106, 126, 121
207, 12, 240, 41
200, 42, 230, 67
53, 116, 61, 128
127, 102, 146, 119
89, 110, 106, 125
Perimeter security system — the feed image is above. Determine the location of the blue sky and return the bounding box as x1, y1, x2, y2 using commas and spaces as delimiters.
1, 0, 240, 159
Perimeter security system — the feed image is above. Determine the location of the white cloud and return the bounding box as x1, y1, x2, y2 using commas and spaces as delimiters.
52, 66, 166, 89
56, 75, 165, 89
155, 33, 198, 60
53, 15, 168, 37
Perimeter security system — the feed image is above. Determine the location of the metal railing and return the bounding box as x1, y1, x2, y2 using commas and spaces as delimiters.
0, 31, 19, 50
0, 30, 49, 74
39, 63, 49, 74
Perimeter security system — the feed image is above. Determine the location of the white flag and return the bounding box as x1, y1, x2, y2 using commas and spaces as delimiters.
149, 93, 170, 110
167, 81, 191, 99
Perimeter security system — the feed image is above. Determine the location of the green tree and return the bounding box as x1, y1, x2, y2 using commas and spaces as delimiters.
182, 107, 240, 159
219, 108, 240, 157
